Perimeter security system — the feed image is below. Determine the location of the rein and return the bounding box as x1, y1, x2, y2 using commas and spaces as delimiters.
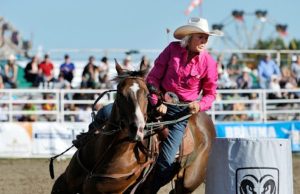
91, 89, 117, 122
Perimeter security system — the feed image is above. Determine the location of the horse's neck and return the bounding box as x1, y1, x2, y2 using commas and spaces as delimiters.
93, 103, 130, 159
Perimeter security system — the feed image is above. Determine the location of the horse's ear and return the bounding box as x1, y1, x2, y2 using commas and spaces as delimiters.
139, 61, 149, 78
139, 61, 145, 71
115, 58, 123, 75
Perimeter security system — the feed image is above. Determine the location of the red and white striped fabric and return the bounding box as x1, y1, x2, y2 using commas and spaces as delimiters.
185, 0, 203, 15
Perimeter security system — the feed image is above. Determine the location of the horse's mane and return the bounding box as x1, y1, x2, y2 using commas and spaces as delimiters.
113, 69, 147, 83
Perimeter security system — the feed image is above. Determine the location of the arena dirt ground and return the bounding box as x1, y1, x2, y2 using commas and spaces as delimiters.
0, 154, 299, 194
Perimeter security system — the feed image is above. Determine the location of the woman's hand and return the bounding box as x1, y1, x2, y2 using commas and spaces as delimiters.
188, 101, 200, 114
156, 104, 167, 115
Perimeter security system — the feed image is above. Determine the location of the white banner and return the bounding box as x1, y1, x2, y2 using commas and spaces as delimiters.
0, 122, 88, 157
0, 123, 32, 157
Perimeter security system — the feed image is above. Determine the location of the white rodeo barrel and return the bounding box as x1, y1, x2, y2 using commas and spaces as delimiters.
205, 138, 293, 194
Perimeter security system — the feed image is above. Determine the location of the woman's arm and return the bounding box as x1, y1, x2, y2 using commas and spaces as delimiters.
198, 56, 218, 112
146, 43, 172, 105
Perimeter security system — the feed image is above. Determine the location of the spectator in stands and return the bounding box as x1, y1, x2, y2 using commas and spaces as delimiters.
98, 56, 109, 81
230, 93, 248, 121
41, 93, 56, 121
226, 54, 243, 81
60, 54, 75, 83
291, 55, 300, 87
99, 74, 113, 89
81, 56, 99, 89
24, 55, 40, 87
64, 104, 79, 122
38, 54, 55, 87
236, 66, 253, 89
98, 56, 111, 88
3, 54, 18, 88
249, 68, 260, 89
122, 55, 134, 71
217, 66, 237, 89
268, 75, 282, 99
18, 103, 37, 122
54, 73, 71, 89
216, 54, 225, 71
280, 66, 298, 99
280, 66, 297, 89
258, 53, 281, 89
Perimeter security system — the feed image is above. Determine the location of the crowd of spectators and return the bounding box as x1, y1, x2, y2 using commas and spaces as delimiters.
0, 53, 152, 122
0, 52, 299, 122
216, 53, 300, 92
216, 53, 300, 121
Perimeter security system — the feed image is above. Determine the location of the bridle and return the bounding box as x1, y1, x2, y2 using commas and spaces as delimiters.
91, 76, 149, 136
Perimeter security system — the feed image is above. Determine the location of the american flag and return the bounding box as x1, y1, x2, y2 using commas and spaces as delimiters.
185, 0, 203, 15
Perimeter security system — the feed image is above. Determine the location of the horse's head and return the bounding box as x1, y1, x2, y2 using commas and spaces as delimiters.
113, 59, 149, 142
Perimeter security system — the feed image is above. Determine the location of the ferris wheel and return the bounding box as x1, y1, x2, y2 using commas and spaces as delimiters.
209, 10, 288, 50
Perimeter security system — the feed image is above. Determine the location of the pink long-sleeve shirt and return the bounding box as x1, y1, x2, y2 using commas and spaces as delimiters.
146, 41, 218, 112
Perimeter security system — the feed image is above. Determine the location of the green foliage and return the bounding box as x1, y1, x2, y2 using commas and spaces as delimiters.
289, 39, 300, 50
254, 38, 287, 50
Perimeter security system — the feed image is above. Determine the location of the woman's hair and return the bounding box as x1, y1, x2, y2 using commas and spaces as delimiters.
180, 35, 191, 48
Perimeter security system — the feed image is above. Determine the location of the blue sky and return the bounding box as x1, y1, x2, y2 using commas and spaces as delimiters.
0, 0, 298, 53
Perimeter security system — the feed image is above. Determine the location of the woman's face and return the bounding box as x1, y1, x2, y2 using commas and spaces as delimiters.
188, 33, 209, 53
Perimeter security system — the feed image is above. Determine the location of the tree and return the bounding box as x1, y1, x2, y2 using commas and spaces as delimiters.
289, 39, 300, 50
254, 38, 287, 50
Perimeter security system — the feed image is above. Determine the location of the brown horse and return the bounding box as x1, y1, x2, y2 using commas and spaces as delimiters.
51, 61, 216, 194
51, 62, 151, 194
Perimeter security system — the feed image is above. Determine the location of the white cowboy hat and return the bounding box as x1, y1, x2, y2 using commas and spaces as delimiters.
242, 66, 251, 73
174, 17, 224, 40
8, 54, 16, 61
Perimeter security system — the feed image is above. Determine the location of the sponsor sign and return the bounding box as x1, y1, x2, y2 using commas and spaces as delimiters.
0, 122, 88, 157
216, 122, 300, 152
32, 122, 87, 156
236, 167, 279, 194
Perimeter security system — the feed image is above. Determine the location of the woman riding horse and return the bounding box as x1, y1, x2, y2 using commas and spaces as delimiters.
143, 17, 222, 193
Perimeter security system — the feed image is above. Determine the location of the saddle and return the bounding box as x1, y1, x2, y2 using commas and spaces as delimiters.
178, 126, 195, 157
